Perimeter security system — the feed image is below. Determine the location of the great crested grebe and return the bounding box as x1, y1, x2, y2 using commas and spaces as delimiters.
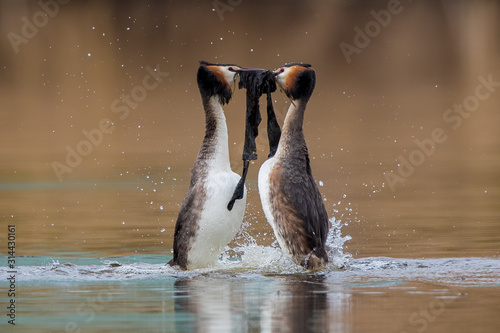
168, 61, 251, 270
258, 63, 329, 270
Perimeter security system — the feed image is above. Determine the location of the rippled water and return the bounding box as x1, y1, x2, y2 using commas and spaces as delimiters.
1, 151, 500, 333
1, 252, 499, 332
1, 215, 500, 332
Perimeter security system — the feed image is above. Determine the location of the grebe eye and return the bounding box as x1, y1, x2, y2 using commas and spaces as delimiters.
228, 67, 234, 71
280, 68, 285, 73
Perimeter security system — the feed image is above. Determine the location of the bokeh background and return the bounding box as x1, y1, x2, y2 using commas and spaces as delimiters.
1, 0, 499, 259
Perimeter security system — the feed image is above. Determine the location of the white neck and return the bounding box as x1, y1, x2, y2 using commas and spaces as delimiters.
206, 97, 231, 171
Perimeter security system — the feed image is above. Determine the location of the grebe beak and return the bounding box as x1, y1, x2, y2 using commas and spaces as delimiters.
230, 67, 265, 73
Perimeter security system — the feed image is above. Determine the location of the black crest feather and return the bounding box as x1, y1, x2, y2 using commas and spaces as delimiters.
197, 62, 233, 105
288, 69, 316, 101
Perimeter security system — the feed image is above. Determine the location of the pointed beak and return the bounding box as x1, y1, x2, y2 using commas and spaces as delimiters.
231, 67, 265, 73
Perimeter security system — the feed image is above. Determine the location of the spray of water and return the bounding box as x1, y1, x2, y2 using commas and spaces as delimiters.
216, 202, 353, 273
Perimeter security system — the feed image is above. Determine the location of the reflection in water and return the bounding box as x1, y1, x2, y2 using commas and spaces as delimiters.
173, 275, 351, 333
2, 256, 499, 332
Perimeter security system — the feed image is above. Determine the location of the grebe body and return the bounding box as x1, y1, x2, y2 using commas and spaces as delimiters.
168, 62, 247, 269
258, 63, 329, 269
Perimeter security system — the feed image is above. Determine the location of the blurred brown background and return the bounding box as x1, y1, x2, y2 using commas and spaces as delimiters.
0, 0, 499, 258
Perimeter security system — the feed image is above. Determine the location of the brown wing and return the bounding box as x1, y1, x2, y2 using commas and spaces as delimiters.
168, 182, 205, 269
270, 155, 329, 257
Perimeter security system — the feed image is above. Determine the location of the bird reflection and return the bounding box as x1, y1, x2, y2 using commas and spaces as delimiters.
173, 275, 342, 333
260, 275, 329, 333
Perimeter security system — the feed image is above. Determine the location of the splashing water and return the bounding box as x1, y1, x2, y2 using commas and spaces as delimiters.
326, 217, 352, 269
3, 200, 355, 282
219, 209, 352, 273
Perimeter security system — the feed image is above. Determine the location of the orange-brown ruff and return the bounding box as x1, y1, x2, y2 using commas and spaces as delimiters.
258, 63, 329, 270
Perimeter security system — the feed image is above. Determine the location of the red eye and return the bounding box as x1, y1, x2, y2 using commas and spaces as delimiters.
228, 67, 234, 71
280, 68, 285, 73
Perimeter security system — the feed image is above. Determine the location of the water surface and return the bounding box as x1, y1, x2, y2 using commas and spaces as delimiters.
1, 252, 499, 332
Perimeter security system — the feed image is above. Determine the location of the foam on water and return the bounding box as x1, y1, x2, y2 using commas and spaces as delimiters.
3, 254, 499, 286
218, 216, 351, 274
0, 217, 352, 282
1, 213, 499, 285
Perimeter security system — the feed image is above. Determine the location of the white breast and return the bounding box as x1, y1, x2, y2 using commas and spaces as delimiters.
257, 158, 289, 254
187, 169, 246, 269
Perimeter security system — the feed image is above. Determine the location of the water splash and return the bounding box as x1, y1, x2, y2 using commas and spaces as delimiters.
326, 217, 352, 269
220, 207, 353, 273
5, 254, 499, 286
4, 203, 356, 280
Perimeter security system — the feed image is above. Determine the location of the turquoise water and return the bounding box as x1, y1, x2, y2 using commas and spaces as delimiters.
1, 253, 499, 332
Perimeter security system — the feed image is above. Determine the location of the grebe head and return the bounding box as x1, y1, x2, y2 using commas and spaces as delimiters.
197, 61, 261, 105
197, 61, 243, 105
273, 63, 316, 101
